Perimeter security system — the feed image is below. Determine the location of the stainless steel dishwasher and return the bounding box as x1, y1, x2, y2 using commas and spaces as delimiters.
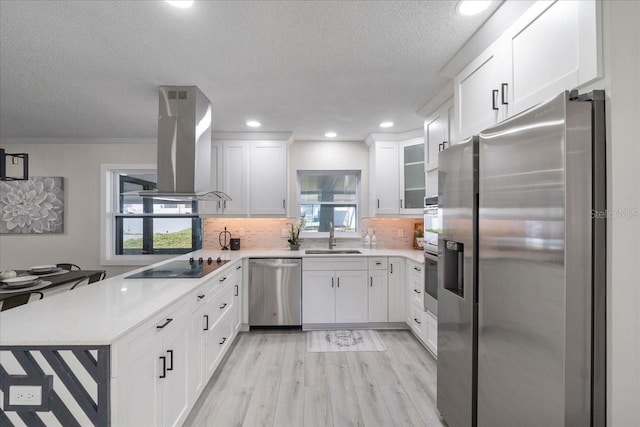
249, 258, 302, 327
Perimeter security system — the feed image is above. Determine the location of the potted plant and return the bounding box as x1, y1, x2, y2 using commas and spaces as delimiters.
286, 217, 307, 250
414, 225, 425, 248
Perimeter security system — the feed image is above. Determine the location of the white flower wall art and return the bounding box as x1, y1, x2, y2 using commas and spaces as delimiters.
0, 177, 64, 234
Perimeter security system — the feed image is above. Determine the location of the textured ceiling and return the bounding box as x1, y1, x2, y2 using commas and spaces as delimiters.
0, 1, 500, 141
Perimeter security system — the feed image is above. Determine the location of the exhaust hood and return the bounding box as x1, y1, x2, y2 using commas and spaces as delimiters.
133, 86, 230, 202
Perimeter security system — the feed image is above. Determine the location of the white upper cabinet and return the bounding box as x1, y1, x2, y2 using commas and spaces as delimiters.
453, 0, 601, 140
200, 139, 289, 217
399, 137, 426, 213
221, 141, 250, 215
370, 132, 425, 216
454, 40, 507, 141
425, 99, 453, 172
373, 141, 400, 215
249, 141, 288, 216
502, 0, 601, 117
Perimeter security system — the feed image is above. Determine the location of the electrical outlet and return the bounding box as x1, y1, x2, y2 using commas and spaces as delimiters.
9, 385, 42, 406
239, 228, 245, 237
281, 228, 288, 238
397, 229, 404, 237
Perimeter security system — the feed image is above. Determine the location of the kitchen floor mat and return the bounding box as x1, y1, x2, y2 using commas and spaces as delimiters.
306, 329, 387, 352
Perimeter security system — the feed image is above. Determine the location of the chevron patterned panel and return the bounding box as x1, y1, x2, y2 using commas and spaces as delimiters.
0, 346, 109, 426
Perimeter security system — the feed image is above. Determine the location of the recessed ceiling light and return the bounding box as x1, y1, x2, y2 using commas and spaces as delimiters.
246, 120, 261, 128
379, 121, 394, 128
325, 132, 337, 138
165, 0, 194, 9
457, 0, 492, 16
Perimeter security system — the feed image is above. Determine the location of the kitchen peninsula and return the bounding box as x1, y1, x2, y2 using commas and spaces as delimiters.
0, 248, 424, 426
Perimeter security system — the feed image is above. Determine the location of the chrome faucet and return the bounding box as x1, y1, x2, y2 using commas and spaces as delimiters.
328, 221, 337, 249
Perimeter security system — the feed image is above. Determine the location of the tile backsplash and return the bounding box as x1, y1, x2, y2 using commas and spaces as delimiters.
203, 217, 423, 251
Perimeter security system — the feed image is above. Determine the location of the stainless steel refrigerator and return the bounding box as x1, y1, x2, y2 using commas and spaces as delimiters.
437, 91, 606, 427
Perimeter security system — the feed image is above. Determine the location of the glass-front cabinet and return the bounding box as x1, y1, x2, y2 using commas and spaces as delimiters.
370, 133, 426, 216
401, 139, 426, 212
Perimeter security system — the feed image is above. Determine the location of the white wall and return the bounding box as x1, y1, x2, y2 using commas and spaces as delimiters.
0, 141, 155, 277
602, 1, 640, 425
288, 140, 370, 216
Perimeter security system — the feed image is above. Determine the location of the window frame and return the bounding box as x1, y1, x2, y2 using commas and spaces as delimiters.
296, 169, 361, 239
101, 164, 202, 265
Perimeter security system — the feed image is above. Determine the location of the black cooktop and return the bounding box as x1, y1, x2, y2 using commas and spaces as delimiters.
126, 257, 229, 279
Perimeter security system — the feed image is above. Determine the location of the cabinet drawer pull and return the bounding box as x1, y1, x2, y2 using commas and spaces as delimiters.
234, 284, 239, 296
219, 276, 227, 282
501, 83, 509, 105
219, 337, 227, 345
414, 318, 422, 325
375, 261, 382, 265
159, 356, 167, 378
197, 294, 205, 300
414, 289, 421, 294
414, 267, 421, 272
492, 89, 499, 111
236, 265, 242, 270
167, 350, 174, 371
156, 318, 173, 329
203, 314, 209, 331
219, 303, 228, 310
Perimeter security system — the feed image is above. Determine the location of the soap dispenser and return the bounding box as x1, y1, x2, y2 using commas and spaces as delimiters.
364, 232, 371, 248
371, 230, 377, 249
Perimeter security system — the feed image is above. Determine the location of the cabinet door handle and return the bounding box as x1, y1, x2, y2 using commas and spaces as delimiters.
414, 267, 421, 272
438, 143, 443, 152
219, 337, 227, 345
390, 264, 393, 274
400, 199, 403, 209
337, 277, 340, 288
166, 350, 174, 371
219, 303, 228, 310
219, 276, 227, 282
283, 199, 286, 209
414, 318, 422, 325
370, 277, 373, 287
234, 284, 239, 296
156, 318, 173, 329
331, 277, 334, 288
492, 89, 499, 110
203, 314, 209, 330
197, 294, 205, 300
414, 289, 421, 294
442, 141, 448, 149
236, 265, 242, 270
377, 199, 380, 208
159, 356, 167, 379
501, 83, 509, 105
223, 201, 227, 209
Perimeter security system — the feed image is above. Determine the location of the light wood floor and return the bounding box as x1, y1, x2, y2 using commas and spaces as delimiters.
184, 330, 446, 427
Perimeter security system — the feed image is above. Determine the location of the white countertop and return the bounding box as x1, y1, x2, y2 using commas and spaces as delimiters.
0, 248, 425, 346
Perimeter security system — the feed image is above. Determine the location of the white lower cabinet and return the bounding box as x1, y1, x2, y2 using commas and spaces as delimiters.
302, 258, 368, 324
425, 309, 438, 357
388, 257, 405, 322
368, 258, 389, 322
114, 301, 190, 427
113, 263, 244, 426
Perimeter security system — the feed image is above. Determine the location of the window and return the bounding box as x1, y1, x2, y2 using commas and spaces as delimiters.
102, 165, 202, 265
297, 170, 360, 236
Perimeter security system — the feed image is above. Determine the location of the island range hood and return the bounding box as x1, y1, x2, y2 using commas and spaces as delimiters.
133, 86, 230, 201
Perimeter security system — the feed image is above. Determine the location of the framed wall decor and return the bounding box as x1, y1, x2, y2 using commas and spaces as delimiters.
0, 177, 64, 234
